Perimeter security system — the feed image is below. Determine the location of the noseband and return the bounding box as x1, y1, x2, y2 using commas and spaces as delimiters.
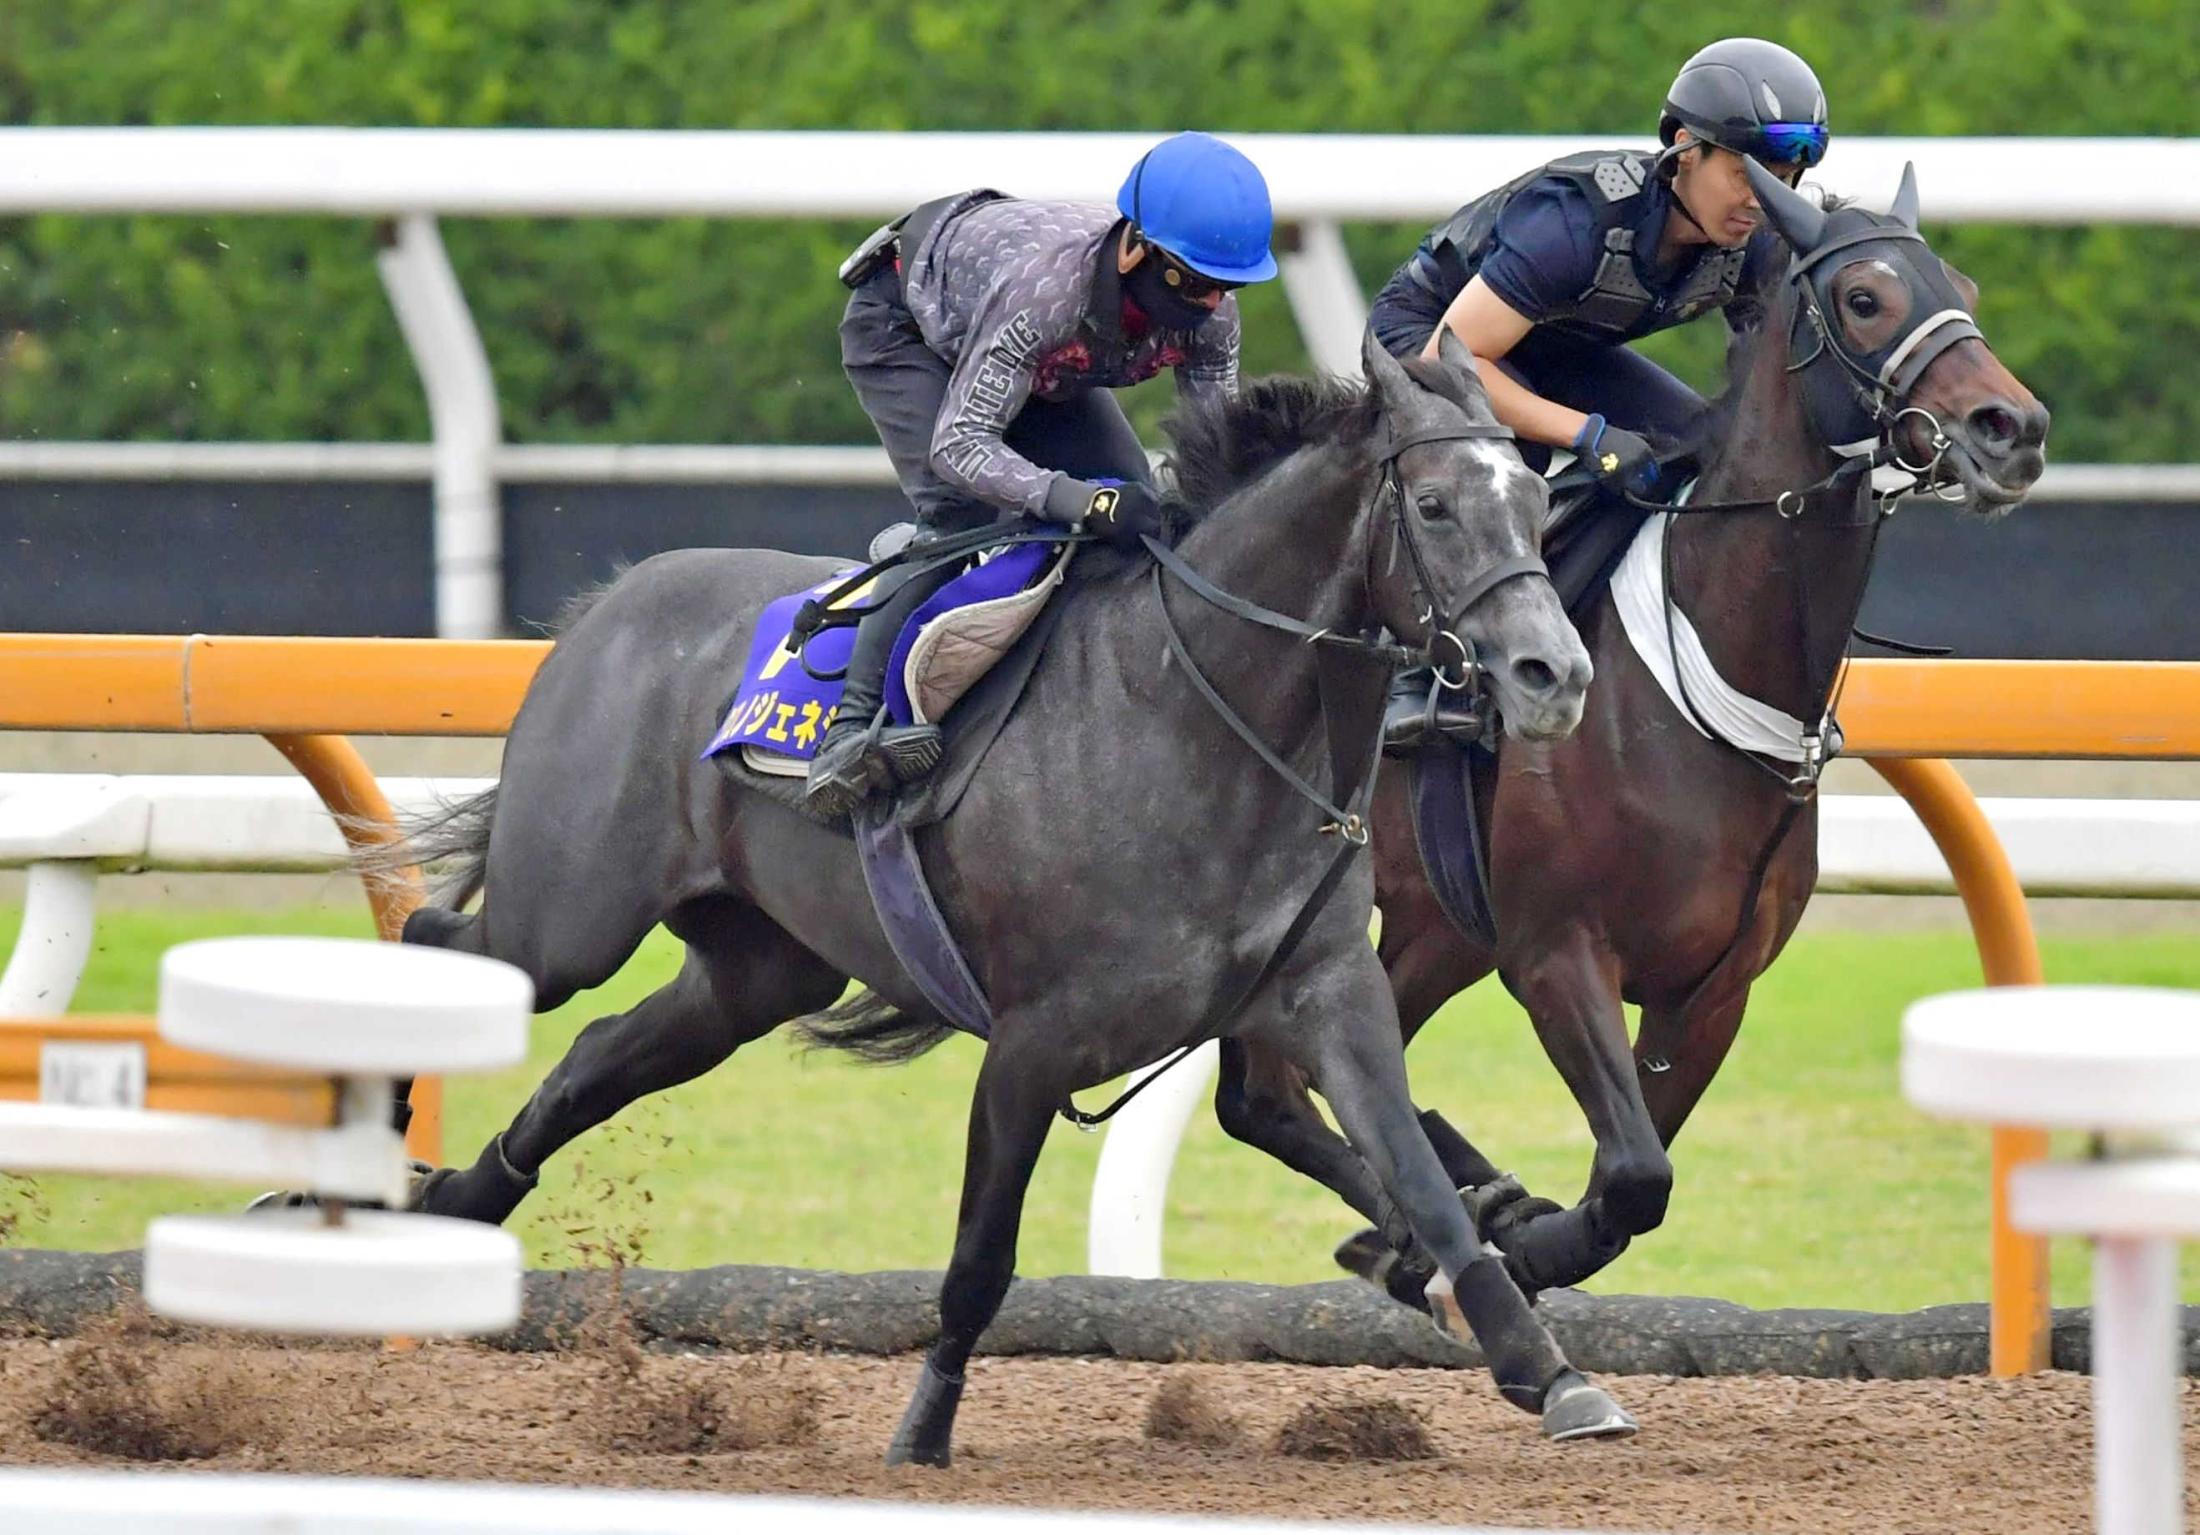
1374, 422, 1550, 692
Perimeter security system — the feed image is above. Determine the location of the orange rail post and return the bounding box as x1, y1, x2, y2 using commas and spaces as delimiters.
1869, 756, 2049, 1375
1842, 660, 2200, 759
263, 733, 440, 1164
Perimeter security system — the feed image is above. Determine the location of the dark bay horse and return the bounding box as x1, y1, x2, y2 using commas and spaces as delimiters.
388, 331, 1637, 1462
1217, 163, 2050, 1306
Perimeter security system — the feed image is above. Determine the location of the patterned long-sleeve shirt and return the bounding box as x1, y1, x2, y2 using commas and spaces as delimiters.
901, 192, 1242, 518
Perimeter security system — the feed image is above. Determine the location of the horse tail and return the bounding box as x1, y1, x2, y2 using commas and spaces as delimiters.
349, 785, 499, 912
796, 990, 955, 1065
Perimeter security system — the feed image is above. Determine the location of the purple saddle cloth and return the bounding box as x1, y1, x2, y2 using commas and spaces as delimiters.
703, 540, 1057, 764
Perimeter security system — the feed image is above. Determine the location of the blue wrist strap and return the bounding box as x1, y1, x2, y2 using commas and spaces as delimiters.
1572, 413, 1607, 456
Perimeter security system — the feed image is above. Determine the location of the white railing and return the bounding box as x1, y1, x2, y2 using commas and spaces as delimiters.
0, 1470, 1622, 1535
2, 128, 2194, 635
0, 774, 490, 1017
5, 129, 2195, 222
0, 442, 2176, 502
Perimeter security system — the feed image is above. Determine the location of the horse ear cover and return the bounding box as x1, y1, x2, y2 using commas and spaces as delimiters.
1744, 157, 1828, 253
1889, 161, 1922, 230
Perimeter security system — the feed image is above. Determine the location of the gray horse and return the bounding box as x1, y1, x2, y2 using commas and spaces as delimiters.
392, 331, 1627, 1462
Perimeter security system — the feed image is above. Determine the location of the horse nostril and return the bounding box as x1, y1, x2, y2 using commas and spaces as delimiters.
1967, 403, 2021, 454
2018, 401, 2050, 449
1511, 656, 1559, 697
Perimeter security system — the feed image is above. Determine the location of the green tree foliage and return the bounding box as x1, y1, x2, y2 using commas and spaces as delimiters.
0, 1, 2192, 457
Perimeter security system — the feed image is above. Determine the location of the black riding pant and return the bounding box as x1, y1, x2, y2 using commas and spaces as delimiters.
839, 270, 1152, 534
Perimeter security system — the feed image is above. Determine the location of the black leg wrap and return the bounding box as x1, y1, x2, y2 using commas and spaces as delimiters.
389, 1095, 415, 1137
1461, 1173, 1563, 1251
884, 1359, 965, 1468
1502, 1200, 1632, 1297
1454, 1256, 1569, 1415
408, 1134, 540, 1225
1385, 1250, 1437, 1314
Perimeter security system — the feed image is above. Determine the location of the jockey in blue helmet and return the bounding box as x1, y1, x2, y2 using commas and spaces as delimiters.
805, 131, 1279, 816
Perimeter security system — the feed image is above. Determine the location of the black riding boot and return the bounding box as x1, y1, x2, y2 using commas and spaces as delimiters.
802, 558, 959, 817
1381, 665, 1488, 755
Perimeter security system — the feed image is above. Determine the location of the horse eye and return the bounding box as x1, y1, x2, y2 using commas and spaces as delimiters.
1846, 289, 1879, 318
1415, 492, 1450, 521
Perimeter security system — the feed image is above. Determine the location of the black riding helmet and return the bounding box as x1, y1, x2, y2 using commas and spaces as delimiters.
1659, 38, 1829, 171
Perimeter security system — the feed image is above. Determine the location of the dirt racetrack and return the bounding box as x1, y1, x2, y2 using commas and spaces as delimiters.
0, 1323, 2188, 1533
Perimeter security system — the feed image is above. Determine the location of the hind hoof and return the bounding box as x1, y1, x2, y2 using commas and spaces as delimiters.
1540, 1369, 1638, 1443
1334, 1230, 1435, 1315
1333, 1227, 1390, 1282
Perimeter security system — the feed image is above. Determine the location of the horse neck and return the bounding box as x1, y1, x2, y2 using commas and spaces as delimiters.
1669, 307, 1882, 719
1154, 444, 1375, 746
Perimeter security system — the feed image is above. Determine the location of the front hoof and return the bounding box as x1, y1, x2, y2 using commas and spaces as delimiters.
884, 1438, 952, 1469
1539, 1369, 1638, 1443
886, 1360, 963, 1469
246, 1188, 316, 1212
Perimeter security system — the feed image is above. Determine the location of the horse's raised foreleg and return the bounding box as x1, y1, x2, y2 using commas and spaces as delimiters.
1485, 962, 1759, 1295
1483, 928, 1671, 1295
413, 900, 843, 1225
887, 1035, 1062, 1469
1265, 952, 1634, 1440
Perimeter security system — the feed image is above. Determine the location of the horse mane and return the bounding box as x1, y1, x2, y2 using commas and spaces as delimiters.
1160, 357, 1480, 522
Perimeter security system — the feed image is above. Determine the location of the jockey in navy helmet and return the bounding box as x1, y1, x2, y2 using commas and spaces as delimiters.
805, 131, 1280, 816
1367, 37, 1829, 750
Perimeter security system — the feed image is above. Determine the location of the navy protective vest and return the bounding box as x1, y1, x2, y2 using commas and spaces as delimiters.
1402, 150, 1751, 345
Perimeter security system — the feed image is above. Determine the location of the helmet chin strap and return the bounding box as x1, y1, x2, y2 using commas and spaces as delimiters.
1656, 140, 1720, 246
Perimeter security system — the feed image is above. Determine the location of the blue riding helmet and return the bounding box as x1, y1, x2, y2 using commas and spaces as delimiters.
1117, 132, 1280, 285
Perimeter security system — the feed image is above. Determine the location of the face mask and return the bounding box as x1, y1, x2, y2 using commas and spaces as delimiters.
1124, 255, 1220, 332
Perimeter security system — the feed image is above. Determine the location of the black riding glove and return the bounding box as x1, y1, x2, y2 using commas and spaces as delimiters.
1573, 414, 1660, 499
1075, 480, 1166, 550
